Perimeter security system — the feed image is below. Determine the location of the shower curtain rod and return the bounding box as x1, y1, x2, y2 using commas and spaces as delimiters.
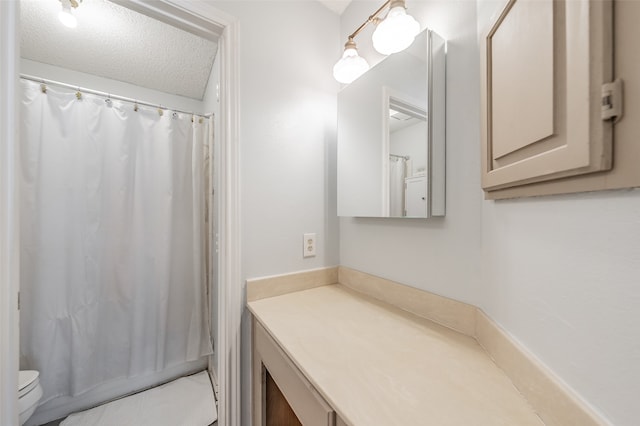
20, 74, 214, 118
390, 154, 410, 160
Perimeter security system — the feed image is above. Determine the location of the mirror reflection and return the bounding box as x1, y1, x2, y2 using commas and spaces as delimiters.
337, 29, 446, 218
388, 95, 428, 217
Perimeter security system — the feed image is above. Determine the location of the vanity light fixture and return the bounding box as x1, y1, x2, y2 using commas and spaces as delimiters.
333, 0, 420, 83
372, 0, 420, 55
333, 39, 370, 84
58, 0, 80, 28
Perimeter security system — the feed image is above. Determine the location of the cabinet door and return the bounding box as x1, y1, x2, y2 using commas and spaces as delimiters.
404, 177, 426, 217
253, 320, 335, 426
265, 370, 302, 426
480, 0, 613, 193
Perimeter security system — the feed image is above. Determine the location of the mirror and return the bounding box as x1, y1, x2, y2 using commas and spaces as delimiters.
337, 29, 446, 218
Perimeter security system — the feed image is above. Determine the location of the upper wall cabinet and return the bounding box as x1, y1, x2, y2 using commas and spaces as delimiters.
480, 0, 615, 197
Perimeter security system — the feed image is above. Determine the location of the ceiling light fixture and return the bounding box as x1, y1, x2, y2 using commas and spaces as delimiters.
58, 0, 80, 29
333, 0, 420, 84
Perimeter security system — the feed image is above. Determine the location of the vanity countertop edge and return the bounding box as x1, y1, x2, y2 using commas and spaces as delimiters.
248, 283, 544, 426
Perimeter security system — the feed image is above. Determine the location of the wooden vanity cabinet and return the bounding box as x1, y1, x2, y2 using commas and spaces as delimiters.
264, 370, 301, 426
252, 320, 338, 426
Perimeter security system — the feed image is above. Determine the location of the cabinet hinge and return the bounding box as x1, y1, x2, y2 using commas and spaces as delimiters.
602, 78, 623, 123
17, 291, 20, 310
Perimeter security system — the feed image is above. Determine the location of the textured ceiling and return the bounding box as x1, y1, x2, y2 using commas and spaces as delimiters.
20, 0, 218, 100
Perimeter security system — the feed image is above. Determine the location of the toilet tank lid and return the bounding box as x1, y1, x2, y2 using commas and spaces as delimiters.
19, 370, 39, 391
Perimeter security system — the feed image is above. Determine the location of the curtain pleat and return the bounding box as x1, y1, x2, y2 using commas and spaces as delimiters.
19, 80, 213, 406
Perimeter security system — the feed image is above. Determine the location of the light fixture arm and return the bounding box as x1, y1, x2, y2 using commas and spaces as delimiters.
61, 0, 81, 8
347, 0, 391, 41
333, 0, 416, 84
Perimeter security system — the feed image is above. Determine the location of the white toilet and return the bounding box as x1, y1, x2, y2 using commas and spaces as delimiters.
18, 370, 43, 425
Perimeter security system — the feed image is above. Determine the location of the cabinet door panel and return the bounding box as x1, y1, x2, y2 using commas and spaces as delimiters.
255, 322, 335, 426
480, 0, 613, 192
266, 370, 302, 426
491, 0, 554, 159
404, 177, 426, 217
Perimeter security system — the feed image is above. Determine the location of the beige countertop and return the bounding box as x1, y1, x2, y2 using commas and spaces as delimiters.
248, 284, 544, 426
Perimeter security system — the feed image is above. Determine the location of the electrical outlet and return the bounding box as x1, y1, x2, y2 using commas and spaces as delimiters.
303, 233, 316, 258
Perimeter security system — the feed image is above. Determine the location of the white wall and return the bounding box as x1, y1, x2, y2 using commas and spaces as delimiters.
340, 1, 640, 424
339, 0, 483, 305
390, 121, 427, 175
481, 189, 640, 425
209, 0, 341, 278
475, 2, 640, 424
210, 2, 340, 281
209, 2, 340, 424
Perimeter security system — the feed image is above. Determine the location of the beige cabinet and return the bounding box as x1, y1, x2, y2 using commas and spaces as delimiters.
252, 320, 337, 426
480, 0, 616, 196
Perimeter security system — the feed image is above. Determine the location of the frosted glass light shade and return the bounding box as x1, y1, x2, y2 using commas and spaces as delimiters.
333, 46, 370, 84
372, 6, 420, 55
58, 0, 77, 28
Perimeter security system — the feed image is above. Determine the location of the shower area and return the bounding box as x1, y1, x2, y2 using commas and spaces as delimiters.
388, 110, 428, 218
17, 1, 221, 424
388, 154, 410, 217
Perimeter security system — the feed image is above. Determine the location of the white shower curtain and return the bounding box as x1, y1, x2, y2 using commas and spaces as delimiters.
19, 80, 213, 411
389, 157, 406, 216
